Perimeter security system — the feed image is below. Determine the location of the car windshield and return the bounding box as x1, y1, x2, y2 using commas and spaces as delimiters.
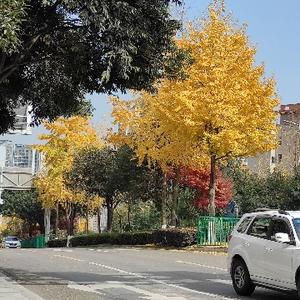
293, 218, 300, 239
5, 237, 18, 241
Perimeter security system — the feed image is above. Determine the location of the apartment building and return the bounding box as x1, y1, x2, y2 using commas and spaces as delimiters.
246, 103, 300, 175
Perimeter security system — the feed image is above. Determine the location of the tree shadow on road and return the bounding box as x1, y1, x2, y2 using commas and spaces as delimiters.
0, 267, 298, 300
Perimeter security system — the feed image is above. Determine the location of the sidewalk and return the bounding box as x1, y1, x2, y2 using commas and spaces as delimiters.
0, 272, 44, 300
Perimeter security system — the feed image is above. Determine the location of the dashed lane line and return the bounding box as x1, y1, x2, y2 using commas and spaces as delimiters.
176, 260, 227, 272
54, 254, 85, 262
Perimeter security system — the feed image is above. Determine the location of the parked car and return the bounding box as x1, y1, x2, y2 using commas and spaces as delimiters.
2, 236, 21, 248
228, 209, 300, 298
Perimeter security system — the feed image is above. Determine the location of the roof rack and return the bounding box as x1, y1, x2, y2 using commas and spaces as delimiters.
278, 209, 290, 215
254, 208, 273, 212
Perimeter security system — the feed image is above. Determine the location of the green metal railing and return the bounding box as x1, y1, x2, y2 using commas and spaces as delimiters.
21, 235, 45, 248
197, 216, 239, 246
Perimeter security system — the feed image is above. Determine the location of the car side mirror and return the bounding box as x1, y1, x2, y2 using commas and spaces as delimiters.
275, 232, 291, 244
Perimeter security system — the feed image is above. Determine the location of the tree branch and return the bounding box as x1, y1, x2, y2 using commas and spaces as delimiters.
0, 66, 18, 83
216, 151, 232, 161
0, 53, 6, 73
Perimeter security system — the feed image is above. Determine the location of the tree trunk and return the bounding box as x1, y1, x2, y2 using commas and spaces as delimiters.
161, 174, 167, 229
106, 200, 113, 232
173, 181, 180, 227
97, 208, 101, 233
44, 208, 51, 243
65, 203, 75, 237
170, 167, 180, 227
208, 155, 217, 216
85, 211, 89, 234
170, 181, 176, 227
127, 199, 131, 230
55, 203, 59, 235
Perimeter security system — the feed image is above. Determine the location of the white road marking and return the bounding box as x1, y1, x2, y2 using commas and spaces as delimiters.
68, 282, 103, 295
54, 254, 84, 262
176, 261, 227, 272
55, 254, 237, 300
117, 248, 140, 251
53, 248, 73, 252
68, 281, 187, 300
87, 261, 236, 299
208, 279, 232, 285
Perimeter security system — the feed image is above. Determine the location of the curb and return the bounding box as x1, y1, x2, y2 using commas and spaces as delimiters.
72, 243, 228, 254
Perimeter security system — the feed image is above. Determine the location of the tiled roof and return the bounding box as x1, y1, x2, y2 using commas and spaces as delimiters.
280, 103, 300, 115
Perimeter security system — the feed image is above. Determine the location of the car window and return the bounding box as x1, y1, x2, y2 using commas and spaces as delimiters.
6, 237, 18, 241
270, 219, 291, 242
237, 217, 253, 233
293, 218, 300, 239
247, 216, 271, 239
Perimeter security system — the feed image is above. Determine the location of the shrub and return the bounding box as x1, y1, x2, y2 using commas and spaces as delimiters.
47, 238, 67, 247
153, 228, 197, 247
47, 232, 153, 247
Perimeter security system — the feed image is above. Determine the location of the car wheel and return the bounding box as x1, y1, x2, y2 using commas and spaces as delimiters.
231, 258, 255, 296
296, 275, 300, 299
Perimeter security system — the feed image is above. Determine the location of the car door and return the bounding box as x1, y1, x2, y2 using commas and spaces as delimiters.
245, 215, 272, 280
262, 217, 295, 288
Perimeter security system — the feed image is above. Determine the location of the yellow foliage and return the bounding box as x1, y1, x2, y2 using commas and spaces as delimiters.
33, 116, 103, 209
110, 1, 279, 169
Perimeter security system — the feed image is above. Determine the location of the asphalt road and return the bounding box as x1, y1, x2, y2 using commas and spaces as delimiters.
0, 246, 298, 300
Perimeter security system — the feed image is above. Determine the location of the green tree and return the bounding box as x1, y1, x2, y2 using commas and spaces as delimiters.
0, 0, 27, 52
0, 0, 182, 134
283, 168, 300, 210
0, 189, 44, 233
67, 145, 150, 231
224, 163, 291, 214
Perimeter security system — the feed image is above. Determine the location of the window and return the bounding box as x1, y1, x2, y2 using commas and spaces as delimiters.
271, 156, 276, 164
270, 218, 291, 241
293, 218, 300, 239
5, 237, 18, 241
237, 217, 253, 233
248, 216, 271, 239
278, 154, 283, 163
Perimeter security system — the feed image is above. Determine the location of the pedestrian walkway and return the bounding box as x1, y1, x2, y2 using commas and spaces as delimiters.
0, 272, 43, 299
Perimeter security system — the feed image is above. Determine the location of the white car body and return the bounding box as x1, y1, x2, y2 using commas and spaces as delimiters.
228, 210, 300, 296
2, 236, 21, 248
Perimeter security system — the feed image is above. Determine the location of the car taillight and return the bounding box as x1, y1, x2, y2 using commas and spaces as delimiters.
228, 234, 232, 242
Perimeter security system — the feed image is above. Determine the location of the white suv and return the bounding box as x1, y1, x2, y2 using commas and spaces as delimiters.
228, 209, 300, 298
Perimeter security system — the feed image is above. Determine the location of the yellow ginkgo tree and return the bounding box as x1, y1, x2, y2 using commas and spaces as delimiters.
111, 0, 279, 216
34, 116, 103, 238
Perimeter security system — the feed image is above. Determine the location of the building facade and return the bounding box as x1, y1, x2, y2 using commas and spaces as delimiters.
246, 103, 300, 175
0, 141, 41, 203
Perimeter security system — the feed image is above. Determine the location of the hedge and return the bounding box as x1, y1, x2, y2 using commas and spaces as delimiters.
48, 238, 67, 247
47, 231, 153, 247
47, 229, 197, 248
153, 228, 197, 247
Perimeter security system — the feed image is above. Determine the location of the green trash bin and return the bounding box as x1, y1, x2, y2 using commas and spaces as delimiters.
21, 235, 45, 248
35, 235, 45, 248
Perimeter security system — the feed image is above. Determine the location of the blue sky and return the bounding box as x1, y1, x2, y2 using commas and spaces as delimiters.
4, 0, 300, 144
